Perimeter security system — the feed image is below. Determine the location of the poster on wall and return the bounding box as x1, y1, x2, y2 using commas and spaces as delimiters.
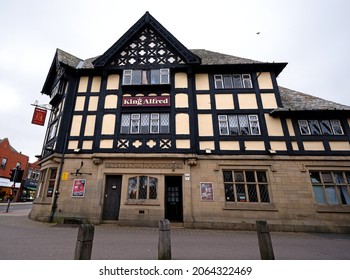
72, 179, 86, 197
200, 182, 214, 201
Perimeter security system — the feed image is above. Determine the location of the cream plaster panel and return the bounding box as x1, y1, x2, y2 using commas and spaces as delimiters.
245, 141, 265, 150
102, 114, 116, 135
100, 139, 114, 149
78, 76, 89, 92
82, 141, 93, 150
196, 94, 211, 109
329, 141, 350, 151
265, 114, 284, 136
303, 141, 325, 151
215, 94, 234, 109
75, 96, 85, 111
105, 95, 118, 109
106, 74, 120, 90
175, 93, 188, 108
261, 93, 277, 109
270, 141, 287, 151
195, 74, 209, 90
176, 139, 191, 149
257, 72, 273, 89
238, 94, 258, 109
88, 96, 99, 111
91, 76, 101, 92
291, 141, 299, 151
199, 141, 215, 150
176, 113, 190, 135
219, 141, 240, 150
70, 115, 82, 136
175, 72, 188, 88
286, 118, 295, 136
68, 141, 78, 150
84, 115, 96, 136
198, 114, 213, 136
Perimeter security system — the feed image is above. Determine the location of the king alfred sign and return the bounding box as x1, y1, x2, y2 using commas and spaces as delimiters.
122, 96, 170, 107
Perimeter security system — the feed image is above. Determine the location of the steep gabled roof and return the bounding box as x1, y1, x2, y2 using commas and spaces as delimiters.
93, 12, 201, 67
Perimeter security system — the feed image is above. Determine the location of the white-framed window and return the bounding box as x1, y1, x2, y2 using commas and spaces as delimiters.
310, 171, 350, 206
223, 170, 270, 203
1, 157, 7, 169
218, 114, 261, 135
128, 176, 158, 200
298, 119, 344, 135
123, 69, 170, 85
120, 113, 170, 134
214, 74, 252, 89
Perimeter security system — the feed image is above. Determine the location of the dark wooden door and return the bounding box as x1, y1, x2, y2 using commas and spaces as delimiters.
102, 175, 122, 220
165, 176, 183, 222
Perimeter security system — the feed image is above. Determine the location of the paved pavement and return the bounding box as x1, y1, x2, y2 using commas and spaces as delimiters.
1, 203, 350, 260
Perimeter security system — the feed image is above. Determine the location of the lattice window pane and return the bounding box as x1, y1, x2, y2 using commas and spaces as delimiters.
325, 185, 339, 205
238, 115, 250, 135
218, 115, 229, 135
309, 120, 321, 135
249, 115, 260, 135
160, 69, 170, 84
132, 70, 142, 84
214, 75, 224, 89
150, 113, 159, 133
120, 114, 130, 134
236, 184, 246, 202
138, 176, 148, 199
232, 74, 243, 88
149, 177, 158, 199
223, 75, 233, 88
257, 171, 267, 183
228, 115, 239, 135
234, 171, 244, 182
320, 120, 332, 135
338, 186, 350, 205
128, 177, 138, 199
259, 184, 270, 203
224, 183, 235, 201
140, 114, 150, 134
242, 74, 252, 88
298, 120, 311, 135
246, 171, 256, 182
247, 184, 258, 202
331, 120, 344, 135
151, 69, 160, 84
223, 171, 233, 182
160, 113, 170, 133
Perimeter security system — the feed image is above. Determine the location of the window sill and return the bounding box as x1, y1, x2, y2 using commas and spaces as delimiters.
125, 200, 160, 206
223, 202, 278, 211
315, 205, 350, 213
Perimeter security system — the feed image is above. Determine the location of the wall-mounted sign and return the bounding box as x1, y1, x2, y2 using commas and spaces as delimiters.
31, 107, 47, 126
72, 179, 86, 197
122, 96, 170, 107
200, 182, 214, 201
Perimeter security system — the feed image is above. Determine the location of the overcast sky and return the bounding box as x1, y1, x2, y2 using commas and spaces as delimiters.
0, 0, 349, 162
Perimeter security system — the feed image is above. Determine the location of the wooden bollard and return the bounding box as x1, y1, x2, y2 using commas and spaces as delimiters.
74, 224, 95, 260
256, 220, 275, 260
158, 219, 171, 260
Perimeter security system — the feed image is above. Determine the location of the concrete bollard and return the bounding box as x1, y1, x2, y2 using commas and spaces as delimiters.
74, 224, 95, 260
256, 220, 275, 260
158, 219, 171, 260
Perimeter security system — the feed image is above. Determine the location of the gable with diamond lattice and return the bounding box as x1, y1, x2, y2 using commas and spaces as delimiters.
109, 27, 185, 68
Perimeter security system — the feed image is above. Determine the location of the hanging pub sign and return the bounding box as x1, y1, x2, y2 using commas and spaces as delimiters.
122, 96, 170, 107
72, 179, 86, 197
31, 107, 47, 126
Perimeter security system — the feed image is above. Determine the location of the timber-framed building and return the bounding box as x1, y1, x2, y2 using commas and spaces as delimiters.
30, 12, 350, 232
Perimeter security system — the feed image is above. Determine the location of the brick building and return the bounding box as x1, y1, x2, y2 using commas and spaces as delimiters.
0, 138, 29, 201
29, 12, 350, 232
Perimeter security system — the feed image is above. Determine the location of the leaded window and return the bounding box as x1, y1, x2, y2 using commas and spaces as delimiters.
128, 176, 158, 200
122, 69, 170, 85
310, 171, 350, 206
218, 114, 260, 135
298, 119, 344, 135
214, 74, 252, 89
223, 170, 270, 203
120, 113, 170, 134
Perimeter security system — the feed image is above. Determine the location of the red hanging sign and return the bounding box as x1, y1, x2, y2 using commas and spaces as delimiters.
31, 107, 47, 126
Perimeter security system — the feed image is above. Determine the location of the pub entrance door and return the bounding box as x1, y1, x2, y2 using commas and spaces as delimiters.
164, 176, 183, 222
102, 175, 122, 220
